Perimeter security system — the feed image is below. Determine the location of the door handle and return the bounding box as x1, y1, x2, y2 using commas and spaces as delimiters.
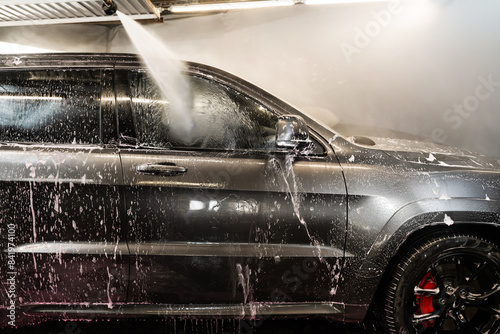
136, 163, 187, 176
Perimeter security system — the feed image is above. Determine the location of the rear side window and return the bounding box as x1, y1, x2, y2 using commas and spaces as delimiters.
0, 70, 101, 144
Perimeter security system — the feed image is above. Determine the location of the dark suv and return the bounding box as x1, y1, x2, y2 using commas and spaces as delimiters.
0, 54, 499, 333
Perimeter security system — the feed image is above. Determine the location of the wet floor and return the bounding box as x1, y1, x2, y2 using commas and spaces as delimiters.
3, 318, 383, 334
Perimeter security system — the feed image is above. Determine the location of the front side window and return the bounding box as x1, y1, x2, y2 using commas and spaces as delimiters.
128, 71, 278, 151
0, 70, 101, 144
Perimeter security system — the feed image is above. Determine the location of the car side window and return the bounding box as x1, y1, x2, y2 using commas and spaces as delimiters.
128, 70, 279, 151
0, 70, 101, 144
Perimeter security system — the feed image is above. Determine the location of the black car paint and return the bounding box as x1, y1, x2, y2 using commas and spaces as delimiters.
0, 53, 499, 326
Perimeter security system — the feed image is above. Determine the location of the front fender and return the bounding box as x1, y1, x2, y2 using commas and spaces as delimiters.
338, 198, 500, 317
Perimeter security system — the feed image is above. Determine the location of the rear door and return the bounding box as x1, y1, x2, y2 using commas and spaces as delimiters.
117, 69, 346, 305
0, 69, 127, 307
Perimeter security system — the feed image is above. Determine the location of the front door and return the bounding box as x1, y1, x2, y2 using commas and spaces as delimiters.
117, 69, 346, 305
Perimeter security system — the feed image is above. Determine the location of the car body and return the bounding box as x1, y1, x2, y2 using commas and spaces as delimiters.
0, 53, 499, 333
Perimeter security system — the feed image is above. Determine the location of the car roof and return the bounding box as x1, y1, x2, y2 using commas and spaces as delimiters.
0, 53, 253, 93
0, 53, 212, 70
0, 52, 251, 99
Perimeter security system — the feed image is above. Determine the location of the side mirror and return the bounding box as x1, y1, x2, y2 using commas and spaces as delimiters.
275, 115, 314, 153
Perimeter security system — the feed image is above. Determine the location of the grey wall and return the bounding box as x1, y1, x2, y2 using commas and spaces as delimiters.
0, 24, 109, 52
1, 0, 500, 157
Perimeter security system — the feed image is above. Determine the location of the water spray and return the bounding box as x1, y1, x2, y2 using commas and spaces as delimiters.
102, 0, 117, 15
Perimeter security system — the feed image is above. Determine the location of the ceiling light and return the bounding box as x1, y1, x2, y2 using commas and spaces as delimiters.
169, 0, 294, 13
168, 0, 390, 13
305, 0, 389, 5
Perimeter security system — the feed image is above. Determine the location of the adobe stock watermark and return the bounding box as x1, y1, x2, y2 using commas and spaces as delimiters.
6, 223, 17, 327
340, 0, 403, 64
432, 74, 500, 144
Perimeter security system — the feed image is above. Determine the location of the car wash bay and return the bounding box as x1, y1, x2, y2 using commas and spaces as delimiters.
1, 0, 500, 333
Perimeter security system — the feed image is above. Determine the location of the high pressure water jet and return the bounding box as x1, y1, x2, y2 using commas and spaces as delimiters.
116, 11, 193, 141
102, 0, 117, 15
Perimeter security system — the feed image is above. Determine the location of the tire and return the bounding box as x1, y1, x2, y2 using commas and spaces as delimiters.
384, 234, 500, 334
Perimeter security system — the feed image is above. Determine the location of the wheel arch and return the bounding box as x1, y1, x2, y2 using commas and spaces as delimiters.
340, 198, 500, 322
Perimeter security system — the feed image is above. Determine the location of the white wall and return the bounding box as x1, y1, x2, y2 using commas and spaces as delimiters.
109, 0, 500, 157
1, 0, 500, 157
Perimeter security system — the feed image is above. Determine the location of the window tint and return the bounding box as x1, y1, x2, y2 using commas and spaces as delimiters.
128, 71, 278, 151
0, 70, 101, 144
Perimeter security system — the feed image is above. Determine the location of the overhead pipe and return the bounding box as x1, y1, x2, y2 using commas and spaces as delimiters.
102, 0, 118, 15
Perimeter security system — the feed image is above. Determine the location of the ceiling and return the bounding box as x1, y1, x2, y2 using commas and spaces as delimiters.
0, 0, 160, 27
0, 0, 283, 26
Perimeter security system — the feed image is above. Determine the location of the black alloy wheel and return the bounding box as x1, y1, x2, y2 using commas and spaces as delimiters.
384, 234, 500, 334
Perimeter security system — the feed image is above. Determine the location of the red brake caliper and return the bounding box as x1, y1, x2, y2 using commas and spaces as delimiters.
416, 272, 436, 328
